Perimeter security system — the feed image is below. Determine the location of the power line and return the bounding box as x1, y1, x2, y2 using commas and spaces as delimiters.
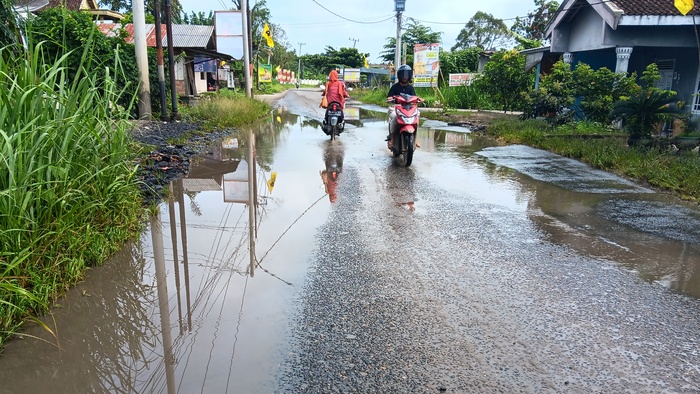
311, 0, 395, 24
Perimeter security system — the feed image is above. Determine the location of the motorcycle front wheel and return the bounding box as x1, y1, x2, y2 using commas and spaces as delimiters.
403, 133, 414, 167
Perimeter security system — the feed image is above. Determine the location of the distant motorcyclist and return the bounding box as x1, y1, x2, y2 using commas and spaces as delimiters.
386, 64, 416, 148
322, 70, 349, 108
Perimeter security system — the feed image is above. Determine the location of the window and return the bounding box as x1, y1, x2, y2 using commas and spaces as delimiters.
200, 72, 205, 80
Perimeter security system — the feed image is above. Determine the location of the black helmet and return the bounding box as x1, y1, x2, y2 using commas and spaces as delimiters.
397, 64, 412, 82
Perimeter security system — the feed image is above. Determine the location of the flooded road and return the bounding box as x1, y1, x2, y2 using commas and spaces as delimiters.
1, 89, 699, 393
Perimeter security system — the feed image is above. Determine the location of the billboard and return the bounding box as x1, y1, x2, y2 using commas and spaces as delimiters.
215, 11, 244, 60
413, 43, 440, 88
449, 73, 477, 87
343, 68, 361, 83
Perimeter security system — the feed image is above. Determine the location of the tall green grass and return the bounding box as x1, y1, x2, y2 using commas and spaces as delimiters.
183, 94, 271, 129
0, 41, 144, 346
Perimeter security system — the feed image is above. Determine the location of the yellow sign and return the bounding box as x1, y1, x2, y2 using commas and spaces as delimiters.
262, 23, 275, 48
267, 172, 277, 193
676, 0, 694, 14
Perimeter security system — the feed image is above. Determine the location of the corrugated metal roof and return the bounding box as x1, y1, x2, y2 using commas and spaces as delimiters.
169, 25, 214, 48
95, 23, 214, 49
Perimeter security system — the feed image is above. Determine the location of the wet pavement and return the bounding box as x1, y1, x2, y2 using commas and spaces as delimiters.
1, 89, 699, 393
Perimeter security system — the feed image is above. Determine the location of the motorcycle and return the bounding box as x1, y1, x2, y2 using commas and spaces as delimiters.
322, 101, 345, 141
387, 93, 424, 167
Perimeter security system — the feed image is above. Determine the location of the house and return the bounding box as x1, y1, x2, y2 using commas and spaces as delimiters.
97, 23, 232, 96
13, 0, 124, 21
544, 0, 700, 116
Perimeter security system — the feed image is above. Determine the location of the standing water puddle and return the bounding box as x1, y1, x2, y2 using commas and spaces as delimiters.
0, 109, 337, 393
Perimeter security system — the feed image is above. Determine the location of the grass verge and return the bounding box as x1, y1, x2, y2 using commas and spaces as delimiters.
0, 42, 144, 347
488, 118, 700, 203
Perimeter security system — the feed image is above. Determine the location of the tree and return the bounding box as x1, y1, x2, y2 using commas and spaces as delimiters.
380, 18, 442, 65
182, 11, 214, 25
511, 0, 560, 44
98, 0, 183, 23
0, 0, 22, 51
475, 50, 531, 112
452, 11, 511, 51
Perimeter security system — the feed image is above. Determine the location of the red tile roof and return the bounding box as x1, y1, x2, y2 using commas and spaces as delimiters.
97, 23, 168, 47
611, 0, 700, 16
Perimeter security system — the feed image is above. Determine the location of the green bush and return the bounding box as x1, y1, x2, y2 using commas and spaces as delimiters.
26, 8, 170, 118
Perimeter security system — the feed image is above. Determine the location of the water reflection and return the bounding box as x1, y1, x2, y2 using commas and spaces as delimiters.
320, 140, 345, 203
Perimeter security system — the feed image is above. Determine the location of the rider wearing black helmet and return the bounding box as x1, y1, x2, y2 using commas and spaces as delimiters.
388, 64, 416, 97
386, 64, 416, 147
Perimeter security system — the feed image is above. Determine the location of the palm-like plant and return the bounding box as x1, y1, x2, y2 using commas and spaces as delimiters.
611, 90, 681, 145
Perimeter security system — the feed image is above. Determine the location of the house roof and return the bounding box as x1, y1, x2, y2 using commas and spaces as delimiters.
45, 0, 98, 11
546, 0, 700, 38
611, 0, 700, 16
97, 23, 215, 49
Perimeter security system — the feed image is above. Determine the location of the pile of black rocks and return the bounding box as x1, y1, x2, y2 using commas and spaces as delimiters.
129, 120, 235, 205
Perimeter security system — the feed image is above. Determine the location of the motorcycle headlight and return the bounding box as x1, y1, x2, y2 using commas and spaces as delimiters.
401, 116, 416, 124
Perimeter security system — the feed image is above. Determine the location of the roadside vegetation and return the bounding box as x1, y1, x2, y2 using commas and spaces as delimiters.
184, 89, 270, 130
0, 40, 144, 346
0, 10, 271, 348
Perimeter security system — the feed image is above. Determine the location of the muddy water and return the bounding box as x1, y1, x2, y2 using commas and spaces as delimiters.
1, 96, 699, 392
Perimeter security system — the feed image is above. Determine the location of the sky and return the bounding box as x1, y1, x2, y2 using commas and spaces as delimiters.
177, 0, 537, 63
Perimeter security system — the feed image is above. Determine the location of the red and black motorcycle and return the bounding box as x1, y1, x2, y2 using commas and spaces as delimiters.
387, 93, 423, 166
322, 101, 345, 141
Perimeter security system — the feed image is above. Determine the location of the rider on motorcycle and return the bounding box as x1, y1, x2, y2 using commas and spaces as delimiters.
386, 65, 416, 148
322, 70, 349, 132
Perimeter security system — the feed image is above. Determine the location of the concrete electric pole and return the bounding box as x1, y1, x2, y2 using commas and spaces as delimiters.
394, 0, 405, 81
297, 42, 305, 83
242, 0, 253, 97
132, 0, 151, 119
349, 37, 359, 48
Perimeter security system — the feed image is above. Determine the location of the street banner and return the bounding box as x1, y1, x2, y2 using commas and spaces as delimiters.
413, 43, 440, 87
449, 73, 477, 87
343, 68, 361, 83
194, 56, 217, 73
258, 63, 272, 83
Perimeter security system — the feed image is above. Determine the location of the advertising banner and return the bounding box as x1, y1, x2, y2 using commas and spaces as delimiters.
449, 73, 477, 87
194, 57, 217, 73
413, 43, 440, 88
343, 68, 361, 83
258, 63, 272, 83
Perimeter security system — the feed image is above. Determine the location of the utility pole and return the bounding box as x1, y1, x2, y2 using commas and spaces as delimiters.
165, 0, 179, 119
349, 37, 359, 48
242, 0, 253, 97
132, 0, 151, 119
154, 1, 167, 121
297, 42, 305, 84
394, 0, 405, 81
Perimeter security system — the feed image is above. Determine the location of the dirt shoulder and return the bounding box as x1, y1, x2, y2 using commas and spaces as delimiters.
421, 109, 520, 132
